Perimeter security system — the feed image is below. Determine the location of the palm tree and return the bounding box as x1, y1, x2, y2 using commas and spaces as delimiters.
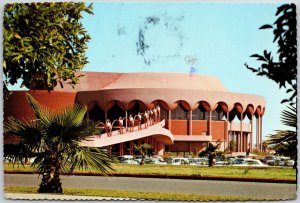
133, 143, 154, 165
4, 93, 114, 193
199, 141, 221, 167
266, 105, 297, 168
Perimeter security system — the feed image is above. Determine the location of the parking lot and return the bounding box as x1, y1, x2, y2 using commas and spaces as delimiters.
117, 154, 295, 167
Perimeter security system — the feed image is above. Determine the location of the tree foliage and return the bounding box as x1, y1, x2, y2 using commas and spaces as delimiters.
245, 4, 297, 105
3, 2, 93, 90
134, 143, 154, 165
198, 141, 221, 167
266, 105, 297, 168
4, 93, 114, 193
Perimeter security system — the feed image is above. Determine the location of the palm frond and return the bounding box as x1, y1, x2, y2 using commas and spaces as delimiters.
4, 144, 33, 166
281, 105, 297, 128
56, 103, 87, 128
31, 151, 49, 173
26, 93, 54, 128
68, 147, 114, 174
4, 116, 43, 152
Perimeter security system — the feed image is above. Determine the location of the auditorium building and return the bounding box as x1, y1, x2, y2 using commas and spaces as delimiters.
4, 72, 266, 156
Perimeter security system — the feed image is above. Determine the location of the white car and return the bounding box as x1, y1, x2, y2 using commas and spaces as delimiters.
118, 155, 138, 164
150, 158, 167, 165
167, 158, 189, 165
278, 159, 295, 167
188, 158, 208, 166
232, 158, 268, 167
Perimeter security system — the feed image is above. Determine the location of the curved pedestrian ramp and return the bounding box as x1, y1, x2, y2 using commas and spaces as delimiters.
81, 119, 174, 147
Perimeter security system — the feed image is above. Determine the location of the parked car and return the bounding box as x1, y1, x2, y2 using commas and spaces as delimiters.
260, 156, 277, 165
149, 157, 167, 165
278, 158, 295, 167
167, 157, 189, 165
188, 158, 208, 166
285, 160, 295, 167
118, 155, 138, 164
232, 158, 268, 167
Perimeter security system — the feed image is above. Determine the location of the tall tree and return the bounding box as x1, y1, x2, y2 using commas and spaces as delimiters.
3, 2, 93, 90
245, 3, 297, 168
245, 4, 297, 105
134, 143, 154, 165
266, 105, 297, 168
4, 93, 114, 193
199, 141, 221, 167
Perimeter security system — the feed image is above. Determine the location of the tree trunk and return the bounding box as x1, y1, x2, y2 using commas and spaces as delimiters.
38, 157, 62, 193
208, 155, 214, 167
140, 156, 145, 165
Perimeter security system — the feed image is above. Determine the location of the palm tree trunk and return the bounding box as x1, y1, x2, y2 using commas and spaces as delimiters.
140, 156, 145, 165
38, 157, 62, 193
208, 154, 215, 167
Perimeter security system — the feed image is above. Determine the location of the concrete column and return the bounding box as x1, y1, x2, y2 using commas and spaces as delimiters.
240, 113, 243, 152
125, 110, 128, 131
208, 111, 212, 136
157, 141, 165, 156
189, 110, 193, 135
241, 133, 244, 152
225, 111, 229, 150
130, 141, 133, 156
105, 110, 107, 121
256, 117, 259, 152
168, 110, 172, 130
250, 115, 253, 152
245, 134, 247, 152
189, 141, 192, 155
119, 143, 123, 156
236, 132, 239, 152
108, 145, 112, 155
260, 116, 263, 152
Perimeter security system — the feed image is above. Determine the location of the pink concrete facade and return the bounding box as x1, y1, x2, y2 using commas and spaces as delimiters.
4, 72, 266, 155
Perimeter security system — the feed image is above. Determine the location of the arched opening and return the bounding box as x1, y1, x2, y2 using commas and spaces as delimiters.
171, 102, 188, 119
193, 103, 209, 120
211, 105, 225, 121
151, 100, 169, 121
107, 102, 125, 126
160, 106, 168, 121
229, 103, 243, 122
89, 103, 105, 123
127, 101, 147, 117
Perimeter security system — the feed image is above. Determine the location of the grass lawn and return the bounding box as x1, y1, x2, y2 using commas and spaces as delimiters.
4, 186, 268, 201
4, 163, 296, 180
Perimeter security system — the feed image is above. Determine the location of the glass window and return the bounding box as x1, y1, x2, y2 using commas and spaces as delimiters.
160, 106, 168, 120
193, 105, 208, 120
171, 103, 188, 120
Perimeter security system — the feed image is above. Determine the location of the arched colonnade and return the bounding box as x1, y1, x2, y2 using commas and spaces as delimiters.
85, 99, 265, 152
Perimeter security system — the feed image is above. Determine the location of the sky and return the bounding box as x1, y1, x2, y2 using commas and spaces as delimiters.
5, 1, 293, 143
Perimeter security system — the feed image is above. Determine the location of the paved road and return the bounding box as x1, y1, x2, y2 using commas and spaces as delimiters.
4, 174, 296, 200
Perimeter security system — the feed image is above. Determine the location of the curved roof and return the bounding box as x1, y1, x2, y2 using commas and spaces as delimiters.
55, 71, 227, 92
102, 72, 228, 91
54, 71, 266, 114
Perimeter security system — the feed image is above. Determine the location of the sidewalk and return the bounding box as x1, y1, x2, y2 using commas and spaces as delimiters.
4, 193, 135, 200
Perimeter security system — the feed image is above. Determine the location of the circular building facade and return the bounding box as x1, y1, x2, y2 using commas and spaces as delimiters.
4, 72, 266, 156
